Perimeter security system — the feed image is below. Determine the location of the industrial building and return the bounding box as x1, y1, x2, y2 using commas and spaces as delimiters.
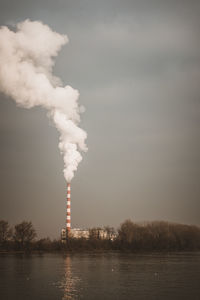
61, 183, 116, 242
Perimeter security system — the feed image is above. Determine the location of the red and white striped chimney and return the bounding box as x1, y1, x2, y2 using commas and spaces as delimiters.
66, 183, 71, 234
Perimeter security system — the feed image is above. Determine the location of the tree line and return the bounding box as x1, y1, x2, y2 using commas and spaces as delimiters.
1, 219, 200, 252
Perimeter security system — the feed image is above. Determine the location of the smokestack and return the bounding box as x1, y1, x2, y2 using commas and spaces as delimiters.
66, 183, 71, 234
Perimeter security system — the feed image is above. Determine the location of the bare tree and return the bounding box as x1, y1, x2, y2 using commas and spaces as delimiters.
0, 220, 12, 245
14, 221, 36, 248
104, 226, 116, 240
89, 227, 101, 240
118, 219, 136, 244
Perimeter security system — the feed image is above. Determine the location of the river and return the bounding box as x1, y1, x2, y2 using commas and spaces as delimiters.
0, 252, 200, 299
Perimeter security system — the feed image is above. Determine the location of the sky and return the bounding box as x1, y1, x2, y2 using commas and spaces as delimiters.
0, 0, 199, 238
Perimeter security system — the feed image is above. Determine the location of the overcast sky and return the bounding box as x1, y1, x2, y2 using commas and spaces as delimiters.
0, 0, 200, 238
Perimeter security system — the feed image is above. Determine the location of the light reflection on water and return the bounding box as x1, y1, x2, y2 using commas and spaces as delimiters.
59, 255, 81, 300
1, 252, 200, 299
57, 252, 200, 300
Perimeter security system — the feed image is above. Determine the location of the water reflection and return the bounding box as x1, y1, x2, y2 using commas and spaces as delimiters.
1, 253, 200, 299
60, 255, 81, 300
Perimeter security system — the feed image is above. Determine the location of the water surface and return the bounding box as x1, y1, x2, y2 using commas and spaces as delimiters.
0, 252, 200, 299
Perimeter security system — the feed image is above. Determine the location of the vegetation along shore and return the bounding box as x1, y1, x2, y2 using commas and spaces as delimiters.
0, 219, 200, 253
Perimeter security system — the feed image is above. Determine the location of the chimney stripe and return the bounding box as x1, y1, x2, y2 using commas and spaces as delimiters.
66, 183, 71, 232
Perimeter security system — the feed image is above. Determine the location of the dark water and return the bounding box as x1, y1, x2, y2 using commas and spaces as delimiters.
0, 252, 200, 300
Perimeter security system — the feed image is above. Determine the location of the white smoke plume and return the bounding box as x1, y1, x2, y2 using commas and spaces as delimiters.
0, 20, 87, 182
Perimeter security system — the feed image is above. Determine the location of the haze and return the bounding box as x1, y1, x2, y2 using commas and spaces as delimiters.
0, 0, 199, 238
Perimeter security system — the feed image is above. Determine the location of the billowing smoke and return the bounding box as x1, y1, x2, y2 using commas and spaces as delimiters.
0, 20, 87, 182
